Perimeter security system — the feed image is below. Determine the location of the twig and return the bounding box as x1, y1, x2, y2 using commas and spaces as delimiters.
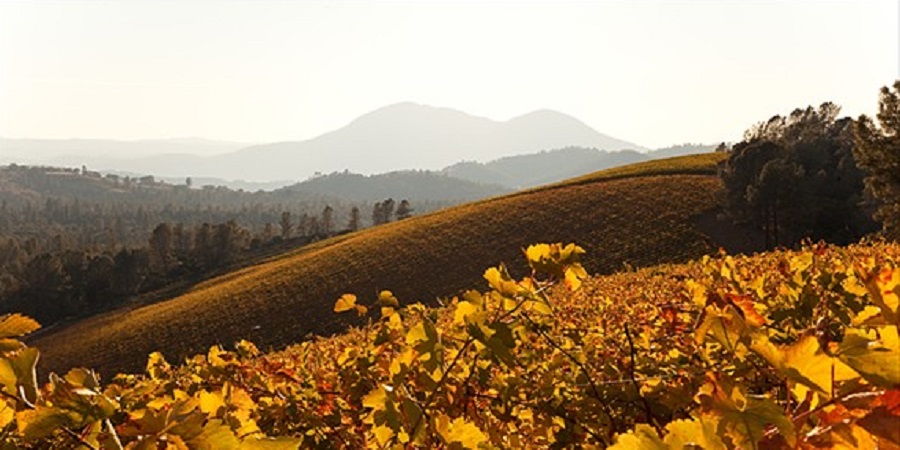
624, 324, 655, 428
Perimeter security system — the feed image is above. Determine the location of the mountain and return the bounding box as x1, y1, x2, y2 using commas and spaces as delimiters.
205, 103, 646, 181
281, 170, 510, 202
33, 153, 732, 376
2, 105, 645, 184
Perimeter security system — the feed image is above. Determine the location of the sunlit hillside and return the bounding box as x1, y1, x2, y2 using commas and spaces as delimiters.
34, 153, 730, 376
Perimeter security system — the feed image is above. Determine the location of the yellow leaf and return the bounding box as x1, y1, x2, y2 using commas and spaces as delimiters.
362, 387, 386, 409
372, 424, 394, 446
208, 346, 228, 368
0, 398, 14, 430
565, 265, 586, 291
333, 294, 357, 313
16, 406, 67, 441
443, 417, 487, 449
609, 424, 666, 449
838, 327, 900, 388
240, 436, 305, 449
0, 314, 40, 339
531, 301, 552, 315
454, 302, 479, 326
663, 418, 727, 450
685, 279, 708, 308
754, 333, 857, 399
406, 322, 428, 345
199, 390, 224, 416
868, 267, 900, 324
525, 244, 551, 265
379, 291, 400, 308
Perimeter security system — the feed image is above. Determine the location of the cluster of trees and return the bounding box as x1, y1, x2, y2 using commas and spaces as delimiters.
372, 198, 413, 225
720, 103, 874, 247
1, 217, 321, 326
720, 81, 900, 248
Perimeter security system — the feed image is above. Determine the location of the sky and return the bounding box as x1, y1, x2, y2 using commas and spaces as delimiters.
0, 0, 897, 149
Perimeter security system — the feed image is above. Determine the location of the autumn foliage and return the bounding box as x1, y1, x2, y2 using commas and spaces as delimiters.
0, 240, 898, 448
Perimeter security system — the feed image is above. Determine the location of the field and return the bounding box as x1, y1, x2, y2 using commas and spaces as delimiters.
33, 153, 729, 377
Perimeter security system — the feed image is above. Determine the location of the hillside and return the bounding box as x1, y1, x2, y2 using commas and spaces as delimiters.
443, 147, 649, 189
278, 170, 511, 202
33, 153, 729, 376
443, 145, 718, 189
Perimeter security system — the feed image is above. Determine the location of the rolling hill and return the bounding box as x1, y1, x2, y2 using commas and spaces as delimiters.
32, 153, 730, 377
277, 170, 511, 202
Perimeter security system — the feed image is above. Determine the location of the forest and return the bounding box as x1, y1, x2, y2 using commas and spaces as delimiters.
0, 165, 422, 325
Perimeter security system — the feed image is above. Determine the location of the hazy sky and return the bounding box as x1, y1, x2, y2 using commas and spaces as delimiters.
1, 0, 897, 149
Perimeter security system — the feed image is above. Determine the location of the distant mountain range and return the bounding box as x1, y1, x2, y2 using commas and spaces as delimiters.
1, 103, 649, 183
217, 103, 647, 181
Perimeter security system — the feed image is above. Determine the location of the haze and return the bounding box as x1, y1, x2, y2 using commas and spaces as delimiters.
1, 0, 897, 150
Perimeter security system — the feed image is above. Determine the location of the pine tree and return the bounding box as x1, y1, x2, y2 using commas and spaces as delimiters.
396, 199, 413, 220
855, 81, 900, 240
348, 206, 361, 231
321, 205, 334, 235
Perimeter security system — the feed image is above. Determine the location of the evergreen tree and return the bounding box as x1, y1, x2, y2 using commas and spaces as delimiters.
348, 206, 361, 231
855, 81, 900, 240
396, 199, 413, 220
321, 205, 334, 235
279, 211, 293, 240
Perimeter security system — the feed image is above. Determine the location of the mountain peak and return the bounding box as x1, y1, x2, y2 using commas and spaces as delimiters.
348, 102, 496, 127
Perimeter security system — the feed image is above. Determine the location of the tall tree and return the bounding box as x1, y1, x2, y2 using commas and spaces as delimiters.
381, 198, 395, 223
348, 206, 361, 231
321, 205, 334, 235
148, 223, 174, 275
395, 200, 413, 220
279, 211, 293, 240
855, 81, 900, 240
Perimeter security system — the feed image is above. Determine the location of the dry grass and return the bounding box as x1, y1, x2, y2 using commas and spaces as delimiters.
33, 154, 726, 377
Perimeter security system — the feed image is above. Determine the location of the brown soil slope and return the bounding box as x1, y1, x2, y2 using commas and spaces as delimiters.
34, 154, 727, 377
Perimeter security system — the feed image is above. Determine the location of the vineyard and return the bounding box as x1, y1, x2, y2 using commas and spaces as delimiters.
34, 154, 728, 377
2, 240, 898, 448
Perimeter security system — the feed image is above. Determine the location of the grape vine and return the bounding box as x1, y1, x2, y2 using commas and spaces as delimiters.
0, 241, 897, 448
